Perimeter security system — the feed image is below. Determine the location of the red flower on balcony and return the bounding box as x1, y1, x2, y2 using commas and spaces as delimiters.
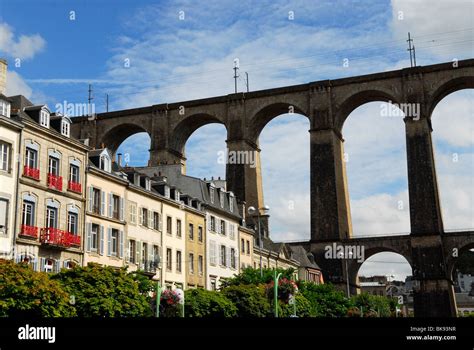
48, 173, 63, 191
68, 181, 82, 193
20, 225, 38, 238
40, 227, 81, 248
23, 166, 40, 180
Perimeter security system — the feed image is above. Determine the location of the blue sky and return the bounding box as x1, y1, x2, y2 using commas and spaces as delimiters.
1, 0, 473, 279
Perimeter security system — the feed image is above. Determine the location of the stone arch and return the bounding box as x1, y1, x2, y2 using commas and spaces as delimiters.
335, 89, 401, 132
427, 76, 474, 117
247, 102, 309, 144
101, 123, 150, 155
169, 113, 227, 156
446, 240, 474, 281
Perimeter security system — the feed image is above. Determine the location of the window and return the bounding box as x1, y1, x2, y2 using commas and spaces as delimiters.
198, 255, 203, 275
189, 223, 194, 240
91, 224, 99, 251
164, 186, 170, 198
22, 201, 35, 226
229, 194, 234, 212
141, 208, 148, 226
210, 186, 215, 203
0, 99, 9, 117
40, 110, 49, 127
176, 219, 182, 238
129, 240, 136, 263
220, 245, 226, 267
241, 238, 245, 253
61, 120, 70, 137
46, 206, 58, 228
69, 164, 79, 183
166, 248, 172, 271
198, 226, 203, 242
176, 251, 182, 272
210, 216, 216, 232
220, 220, 226, 235
92, 188, 101, 214
153, 212, 160, 230
231, 248, 236, 269
189, 253, 194, 274
166, 216, 172, 234
141, 242, 148, 265
0, 199, 8, 233
25, 147, 38, 169
99, 155, 110, 172
220, 192, 224, 208
110, 229, 119, 256
229, 224, 235, 240
129, 202, 137, 224
48, 156, 60, 176
153, 245, 160, 267
0, 141, 11, 172
112, 195, 120, 219
210, 279, 217, 291
210, 241, 216, 266
68, 212, 78, 235
246, 240, 250, 255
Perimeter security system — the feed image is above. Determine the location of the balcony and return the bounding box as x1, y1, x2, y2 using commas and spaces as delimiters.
19, 225, 38, 239
40, 227, 81, 248
23, 166, 40, 180
67, 181, 82, 193
47, 173, 63, 191
141, 260, 160, 275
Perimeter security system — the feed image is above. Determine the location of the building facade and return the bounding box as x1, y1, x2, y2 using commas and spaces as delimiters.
238, 226, 254, 270
184, 207, 206, 289
12, 97, 88, 272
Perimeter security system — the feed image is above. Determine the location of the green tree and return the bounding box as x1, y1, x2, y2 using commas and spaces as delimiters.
298, 282, 351, 317
350, 293, 396, 317
222, 267, 295, 287
0, 259, 75, 317
222, 284, 271, 317
51, 264, 152, 317
279, 294, 314, 317
184, 289, 237, 317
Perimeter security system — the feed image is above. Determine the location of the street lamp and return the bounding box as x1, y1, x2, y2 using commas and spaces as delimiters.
247, 205, 269, 278
340, 250, 353, 298
274, 270, 282, 317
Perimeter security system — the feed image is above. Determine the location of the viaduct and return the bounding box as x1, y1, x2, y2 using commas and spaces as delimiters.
72, 59, 474, 317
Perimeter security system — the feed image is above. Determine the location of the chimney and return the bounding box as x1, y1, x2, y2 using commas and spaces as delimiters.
117, 153, 122, 166
0, 59, 7, 94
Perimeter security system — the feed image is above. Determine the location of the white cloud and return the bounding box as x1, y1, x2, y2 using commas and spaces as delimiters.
0, 23, 46, 60
5, 71, 32, 98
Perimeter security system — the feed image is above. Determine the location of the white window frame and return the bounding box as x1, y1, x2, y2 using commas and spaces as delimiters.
0, 141, 11, 172
61, 120, 70, 137
25, 147, 38, 169
40, 110, 50, 128
69, 164, 80, 183
0, 198, 8, 234
22, 200, 35, 226
68, 211, 78, 235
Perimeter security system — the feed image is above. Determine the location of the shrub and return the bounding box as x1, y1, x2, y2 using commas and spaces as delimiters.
222, 267, 295, 287
0, 259, 75, 317
350, 293, 394, 317
279, 294, 314, 317
298, 282, 351, 317
51, 264, 152, 317
184, 289, 237, 317
222, 284, 271, 317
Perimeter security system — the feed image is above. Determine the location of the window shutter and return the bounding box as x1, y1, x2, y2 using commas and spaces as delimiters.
108, 193, 113, 218
54, 260, 60, 273
119, 197, 124, 221
227, 247, 231, 268
88, 186, 93, 212
148, 211, 153, 228
136, 241, 141, 265
210, 241, 216, 265
107, 228, 111, 256
119, 230, 124, 258
139, 208, 143, 226
158, 213, 162, 231
207, 214, 210, 231
100, 191, 106, 216
40, 257, 45, 272
126, 240, 130, 262
99, 225, 104, 255
15, 254, 21, 263
32, 258, 38, 271
63, 260, 69, 268
86, 222, 92, 252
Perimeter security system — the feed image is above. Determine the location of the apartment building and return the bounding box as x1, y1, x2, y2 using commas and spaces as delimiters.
0, 91, 23, 259
238, 226, 254, 270
84, 149, 127, 268
184, 205, 206, 289
11, 96, 88, 271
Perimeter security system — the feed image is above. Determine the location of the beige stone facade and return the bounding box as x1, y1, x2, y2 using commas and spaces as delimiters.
15, 113, 88, 271
185, 208, 206, 289
238, 226, 253, 270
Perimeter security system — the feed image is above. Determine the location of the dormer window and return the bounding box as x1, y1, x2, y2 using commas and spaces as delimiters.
0, 99, 10, 118
40, 110, 50, 128
220, 191, 225, 208
229, 192, 234, 212
164, 186, 170, 198
99, 154, 111, 172
61, 119, 70, 137
210, 185, 215, 203
145, 178, 151, 190
175, 190, 180, 202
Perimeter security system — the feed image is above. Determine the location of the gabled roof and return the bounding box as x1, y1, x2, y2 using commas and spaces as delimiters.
290, 245, 321, 269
